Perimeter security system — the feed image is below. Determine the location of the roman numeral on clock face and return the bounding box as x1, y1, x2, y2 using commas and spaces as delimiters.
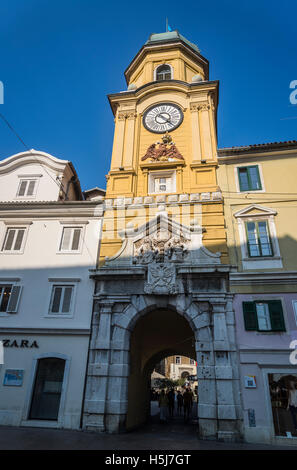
143, 103, 183, 133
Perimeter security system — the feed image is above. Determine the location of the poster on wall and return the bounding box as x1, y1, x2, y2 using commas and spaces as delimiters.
268, 373, 297, 437
3, 369, 24, 386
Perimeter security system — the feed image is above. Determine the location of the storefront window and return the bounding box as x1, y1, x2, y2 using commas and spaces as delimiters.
269, 373, 297, 437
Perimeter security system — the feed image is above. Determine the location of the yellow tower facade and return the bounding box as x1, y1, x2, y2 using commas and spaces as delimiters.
100, 31, 227, 264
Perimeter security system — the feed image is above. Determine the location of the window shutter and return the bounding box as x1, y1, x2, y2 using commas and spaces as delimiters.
7, 286, 22, 313
269, 300, 286, 332
243, 302, 258, 330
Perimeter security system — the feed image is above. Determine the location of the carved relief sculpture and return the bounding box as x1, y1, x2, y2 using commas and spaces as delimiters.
141, 133, 184, 162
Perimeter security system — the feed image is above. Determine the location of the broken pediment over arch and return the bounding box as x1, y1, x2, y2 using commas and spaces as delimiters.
104, 209, 221, 267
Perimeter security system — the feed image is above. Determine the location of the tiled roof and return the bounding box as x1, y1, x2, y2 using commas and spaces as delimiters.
218, 140, 297, 155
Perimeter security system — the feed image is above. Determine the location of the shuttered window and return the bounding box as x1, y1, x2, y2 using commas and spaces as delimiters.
49, 285, 74, 315
243, 300, 285, 332
0, 285, 22, 313
17, 179, 37, 197
59, 227, 82, 252
2, 228, 26, 252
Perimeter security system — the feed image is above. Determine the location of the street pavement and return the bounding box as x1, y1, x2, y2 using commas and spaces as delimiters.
0, 401, 295, 450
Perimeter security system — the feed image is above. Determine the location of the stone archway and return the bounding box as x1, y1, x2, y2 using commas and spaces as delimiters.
126, 307, 196, 430
82, 209, 243, 441
83, 293, 242, 441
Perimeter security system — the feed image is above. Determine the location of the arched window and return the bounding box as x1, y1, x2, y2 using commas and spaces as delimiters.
155, 64, 172, 81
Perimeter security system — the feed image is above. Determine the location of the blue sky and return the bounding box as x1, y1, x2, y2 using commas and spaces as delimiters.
0, 0, 296, 191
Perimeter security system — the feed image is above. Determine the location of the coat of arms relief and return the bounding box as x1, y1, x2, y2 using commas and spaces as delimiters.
104, 211, 221, 295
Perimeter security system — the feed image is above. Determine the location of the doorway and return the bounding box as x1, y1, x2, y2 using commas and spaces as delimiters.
29, 357, 65, 420
126, 308, 196, 430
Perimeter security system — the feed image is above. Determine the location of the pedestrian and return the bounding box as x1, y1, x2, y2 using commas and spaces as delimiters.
158, 389, 169, 423
176, 390, 183, 416
287, 380, 297, 430
167, 388, 175, 418
183, 387, 193, 422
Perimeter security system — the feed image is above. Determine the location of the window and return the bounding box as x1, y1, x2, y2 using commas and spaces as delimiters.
2, 227, 26, 252
245, 220, 273, 257
59, 227, 82, 252
156, 64, 172, 81
175, 356, 181, 364
238, 166, 262, 191
0, 284, 22, 313
154, 177, 171, 193
190, 359, 196, 365
49, 285, 74, 315
148, 171, 176, 194
243, 300, 286, 332
17, 179, 37, 198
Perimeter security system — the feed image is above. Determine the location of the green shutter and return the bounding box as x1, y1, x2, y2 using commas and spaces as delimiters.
243, 302, 258, 331
268, 300, 286, 331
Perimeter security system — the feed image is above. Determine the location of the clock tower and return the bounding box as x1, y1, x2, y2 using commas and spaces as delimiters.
101, 30, 226, 264
84, 32, 242, 441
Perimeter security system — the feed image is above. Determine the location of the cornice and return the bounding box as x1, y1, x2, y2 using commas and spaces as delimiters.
108, 80, 219, 116
0, 327, 90, 335
0, 201, 104, 219
230, 271, 297, 285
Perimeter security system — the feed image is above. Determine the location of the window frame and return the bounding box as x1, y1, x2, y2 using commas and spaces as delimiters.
242, 299, 286, 332
46, 281, 78, 318
154, 64, 173, 81
234, 205, 282, 270
148, 170, 176, 195
57, 222, 88, 255
235, 164, 265, 194
0, 282, 23, 316
1, 226, 28, 254
16, 177, 40, 199
245, 219, 274, 258
58, 226, 83, 253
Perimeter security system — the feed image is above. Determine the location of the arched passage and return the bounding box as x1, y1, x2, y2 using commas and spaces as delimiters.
126, 308, 195, 430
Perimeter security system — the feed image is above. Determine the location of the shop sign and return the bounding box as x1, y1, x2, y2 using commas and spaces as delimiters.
2, 339, 39, 348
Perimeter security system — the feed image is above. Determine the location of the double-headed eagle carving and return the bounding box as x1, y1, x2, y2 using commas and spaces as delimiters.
141, 133, 184, 162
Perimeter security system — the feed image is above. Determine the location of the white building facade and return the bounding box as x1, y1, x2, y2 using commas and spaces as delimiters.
0, 150, 104, 429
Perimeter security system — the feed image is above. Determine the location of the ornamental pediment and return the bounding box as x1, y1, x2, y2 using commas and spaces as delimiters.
104, 209, 221, 267
234, 204, 277, 218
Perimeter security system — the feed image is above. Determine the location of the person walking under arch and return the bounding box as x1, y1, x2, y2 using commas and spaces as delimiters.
176, 390, 183, 416
183, 387, 193, 422
158, 389, 169, 423
167, 388, 175, 418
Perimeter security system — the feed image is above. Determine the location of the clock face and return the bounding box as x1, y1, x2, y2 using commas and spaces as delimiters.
143, 103, 183, 133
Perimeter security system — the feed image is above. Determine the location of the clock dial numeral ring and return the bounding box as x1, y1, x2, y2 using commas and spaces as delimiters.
143, 103, 183, 134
